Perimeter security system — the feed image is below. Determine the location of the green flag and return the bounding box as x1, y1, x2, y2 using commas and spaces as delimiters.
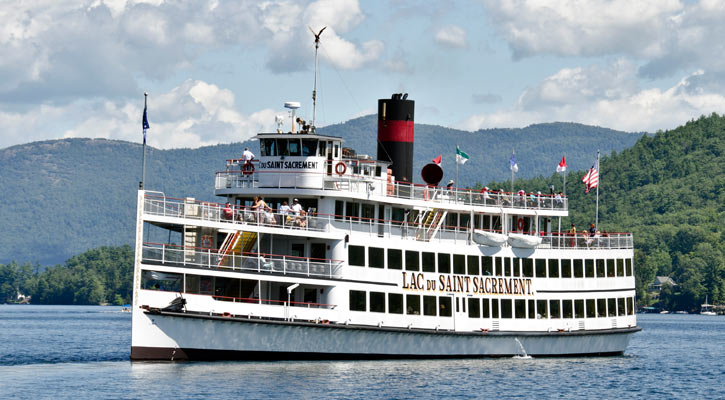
456, 146, 470, 165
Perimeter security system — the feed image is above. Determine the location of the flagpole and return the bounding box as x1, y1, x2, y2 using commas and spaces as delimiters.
141, 92, 147, 190
563, 152, 567, 196
595, 150, 600, 230
510, 149, 514, 203
456, 144, 459, 187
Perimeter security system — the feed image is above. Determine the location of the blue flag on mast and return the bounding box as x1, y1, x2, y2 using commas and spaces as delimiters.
142, 102, 150, 144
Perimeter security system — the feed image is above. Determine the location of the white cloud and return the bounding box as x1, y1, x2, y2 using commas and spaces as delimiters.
458, 63, 725, 133
435, 25, 467, 48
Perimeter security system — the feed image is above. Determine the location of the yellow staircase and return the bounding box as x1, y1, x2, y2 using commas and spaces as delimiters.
416, 209, 447, 241
218, 231, 257, 266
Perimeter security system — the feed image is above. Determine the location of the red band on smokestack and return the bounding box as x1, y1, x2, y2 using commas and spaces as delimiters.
377, 120, 414, 143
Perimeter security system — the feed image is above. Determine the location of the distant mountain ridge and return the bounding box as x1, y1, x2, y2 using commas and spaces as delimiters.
0, 118, 642, 264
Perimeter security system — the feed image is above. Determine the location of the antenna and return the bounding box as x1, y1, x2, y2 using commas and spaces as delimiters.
309, 26, 326, 130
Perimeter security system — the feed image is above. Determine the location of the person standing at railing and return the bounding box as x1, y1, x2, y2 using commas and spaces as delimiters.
291, 198, 307, 227
241, 147, 255, 174
279, 201, 292, 226
555, 192, 563, 207
569, 223, 577, 247
223, 202, 234, 221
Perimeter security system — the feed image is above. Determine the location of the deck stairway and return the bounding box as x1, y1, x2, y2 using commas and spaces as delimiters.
218, 231, 257, 266
416, 209, 447, 241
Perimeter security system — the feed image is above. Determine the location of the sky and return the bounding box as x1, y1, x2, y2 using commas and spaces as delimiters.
2, 0, 725, 150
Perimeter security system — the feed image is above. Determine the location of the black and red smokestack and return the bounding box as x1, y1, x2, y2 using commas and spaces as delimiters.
377, 93, 414, 183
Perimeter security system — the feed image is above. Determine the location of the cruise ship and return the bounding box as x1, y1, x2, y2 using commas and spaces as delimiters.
130, 94, 640, 360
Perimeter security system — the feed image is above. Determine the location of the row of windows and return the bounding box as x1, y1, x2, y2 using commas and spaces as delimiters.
349, 290, 636, 319
349, 246, 633, 278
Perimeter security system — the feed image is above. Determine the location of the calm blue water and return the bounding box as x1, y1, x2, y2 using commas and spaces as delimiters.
0, 305, 723, 399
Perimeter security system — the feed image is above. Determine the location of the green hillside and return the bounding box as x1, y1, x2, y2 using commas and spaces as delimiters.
0, 119, 640, 265
489, 114, 724, 310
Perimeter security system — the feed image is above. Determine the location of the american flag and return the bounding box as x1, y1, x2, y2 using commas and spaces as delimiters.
582, 158, 599, 193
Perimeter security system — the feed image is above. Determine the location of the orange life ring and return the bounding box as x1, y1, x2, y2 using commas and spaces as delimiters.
517, 217, 525, 231
242, 162, 254, 175
335, 162, 347, 175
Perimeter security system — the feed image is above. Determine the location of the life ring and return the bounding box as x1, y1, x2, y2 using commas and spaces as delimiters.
335, 162, 347, 175
517, 217, 525, 231
241, 162, 254, 175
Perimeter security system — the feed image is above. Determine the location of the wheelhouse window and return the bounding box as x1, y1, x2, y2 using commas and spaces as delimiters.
349, 290, 366, 311
261, 138, 277, 156
288, 139, 301, 156
301, 139, 317, 156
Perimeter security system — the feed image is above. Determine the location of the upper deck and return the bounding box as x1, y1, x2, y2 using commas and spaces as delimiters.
215, 132, 568, 214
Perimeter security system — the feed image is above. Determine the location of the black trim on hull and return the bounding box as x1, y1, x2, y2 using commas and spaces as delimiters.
131, 346, 624, 362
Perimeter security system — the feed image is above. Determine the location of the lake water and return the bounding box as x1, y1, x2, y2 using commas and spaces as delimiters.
0, 305, 722, 399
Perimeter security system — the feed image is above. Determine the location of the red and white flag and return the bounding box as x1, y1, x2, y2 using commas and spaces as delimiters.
582, 158, 599, 193
556, 156, 567, 173
432, 155, 442, 165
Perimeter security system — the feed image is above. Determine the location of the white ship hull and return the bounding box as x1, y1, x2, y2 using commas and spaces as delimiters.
131, 309, 638, 360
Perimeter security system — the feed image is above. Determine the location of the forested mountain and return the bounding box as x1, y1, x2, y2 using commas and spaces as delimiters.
489, 113, 724, 310
0, 118, 640, 265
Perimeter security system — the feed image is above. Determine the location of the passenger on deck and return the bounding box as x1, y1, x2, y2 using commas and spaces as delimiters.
279, 201, 292, 226
241, 147, 255, 173
555, 192, 564, 207
223, 202, 234, 221
291, 198, 307, 227
569, 223, 577, 247
252, 196, 272, 223
589, 223, 597, 236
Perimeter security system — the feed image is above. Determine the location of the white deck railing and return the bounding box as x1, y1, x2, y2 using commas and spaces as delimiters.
141, 243, 344, 279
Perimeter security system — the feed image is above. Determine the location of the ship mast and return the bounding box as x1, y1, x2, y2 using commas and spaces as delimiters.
309, 26, 326, 130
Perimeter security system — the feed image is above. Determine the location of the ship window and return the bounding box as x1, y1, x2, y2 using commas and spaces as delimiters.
388, 293, 403, 314
361, 203, 375, 223
391, 207, 405, 226
607, 259, 615, 277
318, 140, 327, 157
440, 297, 452, 317
288, 139, 301, 156
586, 299, 596, 318
627, 297, 634, 315
536, 300, 548, 319
370, 291, 385, 313
495, 257, 503, 276
346, 202, 359, 221
438, 253, 451, 273
277, 139, 289, 156
301, 139, 317, 156
482, 298, 490, 318
459, 214, 470, 228
185, 274, 200, 294
522, 258, 533, 278
561, 259, 572, 278
467, 255, 480, 275
446, 213, 458, 228
368, 247, 384, 269
585, 259, 595, 278
422, 252, 435, 272
617, 298, 626, 316
535, 259, 546, 278
574, 259, 584, 278
468, 298, 480, 318
574, 299, 584, 318
514, 299, 526, 319
503, 257, 511, 277
349, 290, 366, 311
549, 300, 561, 318
349, 245, 365, 267
514, 258, 522, 277
453, 254, 465, 275
562, 300, 573, 318
607, 298, 616, 317
334, 143, 339, 158
215, 277, 240, 299
528, 300, 535, 319
596, 260, 605, 277
405, 250, 420, 271
492, 299, 500, 318
261, 138, 277, 156
387, 249, 402, 270
616, 259, 624, 277
406, 294, 420, 315
548, 259, 559, 278
626, 258, 633, 276
423, 296, 437, 316
482, 256, 493, 276
334, 200, 344, 220
142, 270, 182, 292
597, 299, 606, 318
501, 299, 513, 318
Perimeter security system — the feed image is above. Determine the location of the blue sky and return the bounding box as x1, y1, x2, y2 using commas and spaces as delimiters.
2, 0, 724, 149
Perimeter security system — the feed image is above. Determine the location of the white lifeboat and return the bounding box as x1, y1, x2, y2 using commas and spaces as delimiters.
507, 233, 542, 248
473, 230, 508, 247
